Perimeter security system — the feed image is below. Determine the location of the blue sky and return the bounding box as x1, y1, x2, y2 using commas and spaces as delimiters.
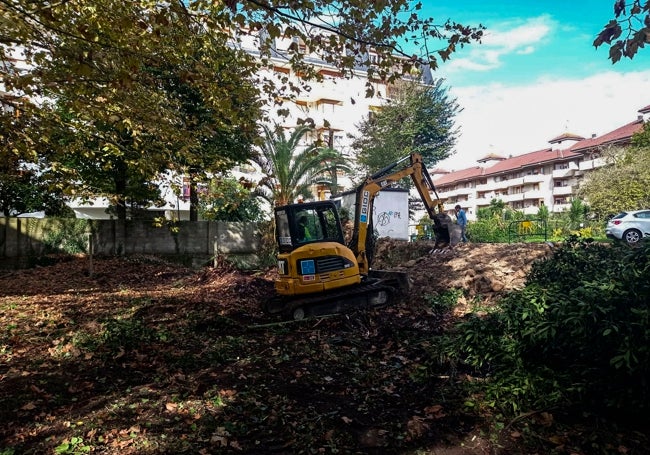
408, 1, 650, 170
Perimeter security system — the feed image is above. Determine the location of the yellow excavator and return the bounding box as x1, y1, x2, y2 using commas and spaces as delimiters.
265, 153, 454, 320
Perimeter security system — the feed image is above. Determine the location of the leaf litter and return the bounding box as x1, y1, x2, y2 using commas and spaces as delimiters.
0, 241, 636, 454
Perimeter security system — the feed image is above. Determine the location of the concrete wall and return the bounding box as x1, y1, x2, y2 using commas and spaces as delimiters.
0, 218, 264, 269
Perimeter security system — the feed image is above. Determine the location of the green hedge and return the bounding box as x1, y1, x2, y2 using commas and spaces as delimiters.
443, 237, 650, 416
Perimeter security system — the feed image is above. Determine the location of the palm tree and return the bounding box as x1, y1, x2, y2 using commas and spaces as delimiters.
251, 124, 350, 207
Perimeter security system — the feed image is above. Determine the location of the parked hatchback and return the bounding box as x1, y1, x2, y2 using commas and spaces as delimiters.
606, 210, 650, 244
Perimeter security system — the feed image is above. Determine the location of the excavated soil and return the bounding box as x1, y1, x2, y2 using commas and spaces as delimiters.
373, 239, 554, 313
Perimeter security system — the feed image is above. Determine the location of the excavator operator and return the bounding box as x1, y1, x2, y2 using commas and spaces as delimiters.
297, 214, 312, 242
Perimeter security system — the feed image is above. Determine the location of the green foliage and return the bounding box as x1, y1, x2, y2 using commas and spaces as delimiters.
445, 237, 650, 415
476, 199, 505, 221
426, 289, 462, 315
352, 79, 460, 173
1, 0, 483, 219
578, 135, 650, 218
251, 125, 350, 207
199, 177, 262, 222
470, 200, 606, 243
466, 215, 509, 243
54, 437, 91, 454
95, 318, 155, 352
567, 198, 589, 229
0, 144, 70, 217
41, 219, 90, 255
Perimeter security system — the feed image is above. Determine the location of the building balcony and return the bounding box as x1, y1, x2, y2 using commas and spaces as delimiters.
552, 203, 571, 213
523, 174, 547, 184
439, 187, 473, 198
476, 180, 510, 192
502, 193, 525, 203
522, 206, 540, 215
578, 157, 606, 171
493, 176, 524, 187
522, 190, 545, 199
552, 168, 575, 178
552, 185, 573, 196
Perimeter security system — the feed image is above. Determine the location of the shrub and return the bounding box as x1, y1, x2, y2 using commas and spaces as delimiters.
41, 219, 90, 255
466, 216, 509, 243
444, 237, 650, 416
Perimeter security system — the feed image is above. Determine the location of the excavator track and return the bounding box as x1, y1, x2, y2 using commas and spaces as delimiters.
265, 278, 401, 320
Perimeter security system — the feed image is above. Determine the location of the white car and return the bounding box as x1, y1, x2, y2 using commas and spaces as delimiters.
606, 210, 650, 245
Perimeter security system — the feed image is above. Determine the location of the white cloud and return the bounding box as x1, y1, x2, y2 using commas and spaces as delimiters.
439, 70, 650, 171
445, 15, 554, 73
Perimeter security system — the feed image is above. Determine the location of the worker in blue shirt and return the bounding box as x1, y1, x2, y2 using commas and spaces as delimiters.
455, 204, 468, 242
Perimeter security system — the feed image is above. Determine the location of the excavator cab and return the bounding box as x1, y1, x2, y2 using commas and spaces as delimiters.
274, 201, 345, 252
272, 201, 362, 303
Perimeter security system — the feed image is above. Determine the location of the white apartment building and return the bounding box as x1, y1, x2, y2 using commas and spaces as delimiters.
432, 104, 650, 220
229, 30, 434, 202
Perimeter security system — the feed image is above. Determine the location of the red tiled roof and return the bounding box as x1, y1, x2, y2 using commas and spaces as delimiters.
548, 132, 585, 143
477, 153, 506, 163
434, 166, 484, 186
570, 119, 644, 152
432, 106, 648, 184
430, 168, 450, 175
482, 148, 582, 176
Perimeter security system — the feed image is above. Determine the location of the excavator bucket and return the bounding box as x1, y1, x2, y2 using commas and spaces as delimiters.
368, 269, 411, 294
431, 213, 456, 247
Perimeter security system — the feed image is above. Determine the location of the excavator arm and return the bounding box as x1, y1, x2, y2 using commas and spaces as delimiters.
349, 153, 451, 274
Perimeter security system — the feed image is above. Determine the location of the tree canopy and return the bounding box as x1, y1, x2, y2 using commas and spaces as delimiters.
199, 176, 262, 222
1, 0, 483, 217
595, 0, 650, 62
251, 124, 349, 207
351, 79, 460, 173
578, 123, 650, 217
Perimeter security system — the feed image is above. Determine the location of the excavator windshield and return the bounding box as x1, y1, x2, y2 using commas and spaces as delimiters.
275, 201, 345, 253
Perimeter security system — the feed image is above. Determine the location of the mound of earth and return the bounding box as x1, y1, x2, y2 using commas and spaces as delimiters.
372, 239, 555, 313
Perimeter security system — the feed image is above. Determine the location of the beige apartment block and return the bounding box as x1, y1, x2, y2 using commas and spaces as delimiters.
432, 104, 650, 220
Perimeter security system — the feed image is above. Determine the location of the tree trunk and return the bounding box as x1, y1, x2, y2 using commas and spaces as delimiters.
189, 167, 199, 221
114, 160, 128, 221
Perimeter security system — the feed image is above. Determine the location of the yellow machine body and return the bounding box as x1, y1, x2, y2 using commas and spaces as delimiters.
274, 241, 361, 297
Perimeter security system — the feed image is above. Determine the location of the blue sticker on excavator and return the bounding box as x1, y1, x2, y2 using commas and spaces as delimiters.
301, 259, 316, 275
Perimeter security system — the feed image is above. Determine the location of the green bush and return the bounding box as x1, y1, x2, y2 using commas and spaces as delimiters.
466, 217, 509, 243
444, 237, 650, 415
42, 219, 90, 254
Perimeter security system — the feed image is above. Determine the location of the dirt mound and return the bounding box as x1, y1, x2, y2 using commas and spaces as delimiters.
373, 239, 555, 313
